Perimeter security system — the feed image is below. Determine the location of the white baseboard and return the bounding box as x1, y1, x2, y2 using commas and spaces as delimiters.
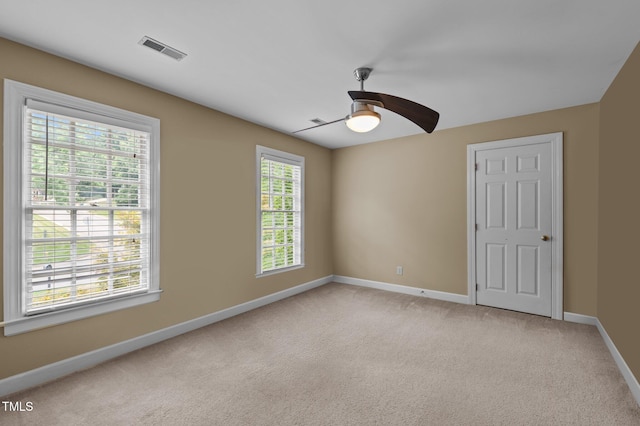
0, 275, 333, 397
563, 312, 639, 406
595, 319, 640, 407
518, 311, 640, 407
563, 312, 598, 325
333, 275, 469, 305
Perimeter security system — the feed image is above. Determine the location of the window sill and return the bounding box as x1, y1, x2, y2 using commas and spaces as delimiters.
3, 290, 162, 336
256, 264, 305, 278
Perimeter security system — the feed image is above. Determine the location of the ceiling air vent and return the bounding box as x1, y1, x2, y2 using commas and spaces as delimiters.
310, 118, 326, 125
138, 36, 187, 61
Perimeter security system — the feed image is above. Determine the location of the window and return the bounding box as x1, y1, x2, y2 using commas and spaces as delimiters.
3, 80, 160, 336
256, 146, 304, 276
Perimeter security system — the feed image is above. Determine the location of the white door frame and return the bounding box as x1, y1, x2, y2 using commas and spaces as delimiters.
467, 132, 564, 319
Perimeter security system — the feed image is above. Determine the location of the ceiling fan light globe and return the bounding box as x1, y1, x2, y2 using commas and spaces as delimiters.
346, 110, 381, 133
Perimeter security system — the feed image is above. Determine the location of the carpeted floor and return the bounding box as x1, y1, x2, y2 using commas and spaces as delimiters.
3, 283, 640, 425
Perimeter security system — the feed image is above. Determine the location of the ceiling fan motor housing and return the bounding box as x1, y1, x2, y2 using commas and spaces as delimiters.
346, 101, 381, 132
350, 101, 376, 115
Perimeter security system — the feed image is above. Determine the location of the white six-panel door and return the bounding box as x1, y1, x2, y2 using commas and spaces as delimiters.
468, 133, 563, 318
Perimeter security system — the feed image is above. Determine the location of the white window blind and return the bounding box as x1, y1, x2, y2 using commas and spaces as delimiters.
23, 101, 151, 314
257, 147, 304, 275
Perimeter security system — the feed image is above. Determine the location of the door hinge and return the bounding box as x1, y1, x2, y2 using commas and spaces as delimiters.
475, 163, 478, 171
475, 223, 478, 231
476, 283, 479, 291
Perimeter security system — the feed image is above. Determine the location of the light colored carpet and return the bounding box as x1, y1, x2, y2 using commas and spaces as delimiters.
3, 283, 640, 425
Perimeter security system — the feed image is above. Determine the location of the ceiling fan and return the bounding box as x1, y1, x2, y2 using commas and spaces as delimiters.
293, 67, 440, 134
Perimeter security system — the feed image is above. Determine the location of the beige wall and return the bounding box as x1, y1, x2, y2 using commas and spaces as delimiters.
332, 103, 600, 316
598, 42, 640, 380
0, 38, 333, 379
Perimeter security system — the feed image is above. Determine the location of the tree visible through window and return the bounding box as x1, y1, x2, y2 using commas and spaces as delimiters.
257, 146, 304, 275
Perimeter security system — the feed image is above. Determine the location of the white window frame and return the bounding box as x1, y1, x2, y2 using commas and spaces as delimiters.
256, 146, 304, 277
3, 80, 161, 336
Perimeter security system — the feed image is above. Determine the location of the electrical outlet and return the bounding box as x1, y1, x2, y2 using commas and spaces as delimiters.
396, 266, 403, 275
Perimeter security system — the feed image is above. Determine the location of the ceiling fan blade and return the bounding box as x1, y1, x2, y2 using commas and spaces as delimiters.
348, 91, 440, 133
292, 117, 346, 134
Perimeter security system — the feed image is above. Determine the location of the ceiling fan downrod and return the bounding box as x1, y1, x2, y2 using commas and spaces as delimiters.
353, 67, 372, 91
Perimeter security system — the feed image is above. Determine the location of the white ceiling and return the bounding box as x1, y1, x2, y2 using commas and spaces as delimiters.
1, 0, 639, 149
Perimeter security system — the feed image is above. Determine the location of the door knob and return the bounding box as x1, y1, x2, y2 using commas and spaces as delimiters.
541, 235, 550, 241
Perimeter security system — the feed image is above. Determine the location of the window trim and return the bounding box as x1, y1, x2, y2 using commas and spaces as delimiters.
255, 145, 304, 277
3, 79, 161, 336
